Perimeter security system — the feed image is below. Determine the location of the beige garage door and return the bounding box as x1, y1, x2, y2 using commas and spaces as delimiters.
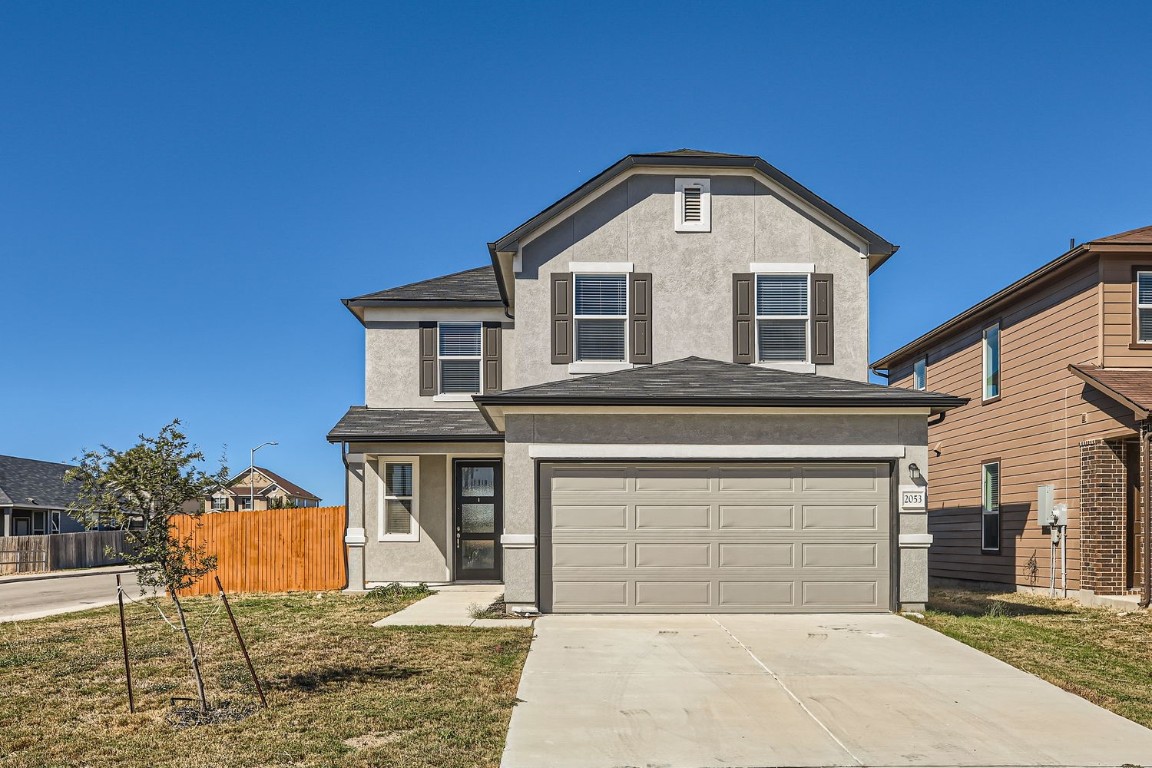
539, 462, 892, 613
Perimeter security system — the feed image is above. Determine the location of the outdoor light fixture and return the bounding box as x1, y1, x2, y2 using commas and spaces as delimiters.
908, 463, 922, 481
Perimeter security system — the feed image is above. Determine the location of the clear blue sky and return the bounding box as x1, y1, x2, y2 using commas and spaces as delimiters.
3, 1, 1150, 505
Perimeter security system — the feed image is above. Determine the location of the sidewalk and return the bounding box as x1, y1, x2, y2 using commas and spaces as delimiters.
373, 584, 534, 627
0, 564, 134, 585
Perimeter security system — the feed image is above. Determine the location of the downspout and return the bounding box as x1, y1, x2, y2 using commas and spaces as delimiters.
927, 411, 948, 427
1143, 421, 1151, 609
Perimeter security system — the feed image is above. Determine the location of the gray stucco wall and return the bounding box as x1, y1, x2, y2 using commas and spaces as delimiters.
362, 454, 451, 584
504, 173, 870, 388
501, 411, 931, 612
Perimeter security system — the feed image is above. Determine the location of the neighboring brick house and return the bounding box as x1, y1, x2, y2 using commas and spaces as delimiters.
205, 466, 321, 512
872, 225, 1152, 606
327, 149, 964, 614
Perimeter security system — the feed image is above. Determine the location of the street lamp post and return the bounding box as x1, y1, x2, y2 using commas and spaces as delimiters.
249, 441, 278, 511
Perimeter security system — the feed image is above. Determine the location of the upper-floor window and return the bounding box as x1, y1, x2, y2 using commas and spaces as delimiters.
981, 461, 1001, 552
675, 178, 711, 232
1136, 271, 1152, 343
574, 274, 627, 362
438, 323, 482, 394
756, 274, 809, 362
982, 323, 1000, 400
913, 357, 927, 391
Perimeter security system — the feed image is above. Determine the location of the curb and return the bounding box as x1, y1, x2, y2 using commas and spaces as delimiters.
0, 566, 135, 585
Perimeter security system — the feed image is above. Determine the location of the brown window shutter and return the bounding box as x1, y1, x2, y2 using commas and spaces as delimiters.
732, 273, 754, 364
483, 322, 502, 393
551, 272, 573, 364
419, 322, 437, 396
811, 273, 834, 365
629, 272, 653, 364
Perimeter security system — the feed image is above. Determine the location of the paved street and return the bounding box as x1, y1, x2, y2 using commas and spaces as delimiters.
0, 568, 147, 622
503, 613, 1152, 768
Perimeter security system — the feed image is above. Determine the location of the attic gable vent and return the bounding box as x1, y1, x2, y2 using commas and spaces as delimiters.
675, 177, 710, 232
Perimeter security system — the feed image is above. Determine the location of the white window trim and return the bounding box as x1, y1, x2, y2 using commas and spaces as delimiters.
568, 261, 633, 273
1137, 271, 1152, 343
981, 461, 1000, 552
754, 272, 811, 364
982, 323, 1000, 401
573, 273, 629, 364
675, 177, 711, 232
379, 456, 420, 542
437, 321, 483, 396
913, 356, 927, 391
749, 262, 815, 274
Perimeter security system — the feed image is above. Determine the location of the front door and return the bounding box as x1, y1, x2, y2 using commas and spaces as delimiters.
454, 460, 502, 581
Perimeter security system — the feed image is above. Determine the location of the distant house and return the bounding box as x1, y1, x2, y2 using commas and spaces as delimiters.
204, 466, 321, 512
0, 455, 87, 536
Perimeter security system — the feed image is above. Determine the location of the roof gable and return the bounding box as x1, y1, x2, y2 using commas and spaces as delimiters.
0, 455, 82, 509
487, 150, 897, 272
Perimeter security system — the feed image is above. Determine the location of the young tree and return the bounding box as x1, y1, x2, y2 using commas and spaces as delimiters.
68, 419, 229, 713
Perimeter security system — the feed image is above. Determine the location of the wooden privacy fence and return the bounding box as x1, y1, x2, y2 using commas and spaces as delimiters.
0, 530, 131, 575
172, 506, 346, 596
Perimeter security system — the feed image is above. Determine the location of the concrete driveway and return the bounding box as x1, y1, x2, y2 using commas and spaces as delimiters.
502, 614, 1152, 768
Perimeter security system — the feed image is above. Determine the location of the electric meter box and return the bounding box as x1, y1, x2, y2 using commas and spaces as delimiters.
1037, 484, 1067, 527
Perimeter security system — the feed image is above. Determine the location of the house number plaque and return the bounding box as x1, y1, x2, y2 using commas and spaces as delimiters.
899, 485, 927, 511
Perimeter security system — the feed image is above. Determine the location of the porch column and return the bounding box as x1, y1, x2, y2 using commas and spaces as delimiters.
343, 452, 367, 592
2, 507, 10, 537
897, 419, 931, 613
501, 420, 537, 612
1079, 439, 1128, 596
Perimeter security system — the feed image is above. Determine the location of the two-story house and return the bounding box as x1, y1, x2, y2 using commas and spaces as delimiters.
328, 150, 964, 614
872, 226, 1152, 607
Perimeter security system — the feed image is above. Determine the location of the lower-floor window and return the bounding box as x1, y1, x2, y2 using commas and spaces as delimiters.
380, 457, 419, 541
981, 461, 1000, 552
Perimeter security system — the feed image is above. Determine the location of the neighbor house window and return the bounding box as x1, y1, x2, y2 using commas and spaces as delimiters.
913, 357, 927, 391
438, 322, 482, 394
675, 177, 711, 232
574, 274, 627, 361
211, 496, 228, 511
981, 462, 1000, 552
380, 458, 419, 541
982, 323, 1000, 400
238, 497, 253, 510
1137, 271, 1152, 343
756, 274, 809, 362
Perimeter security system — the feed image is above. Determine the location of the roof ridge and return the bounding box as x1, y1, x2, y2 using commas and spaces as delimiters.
1091, 224, 1152, 244
368, 264, 491, 293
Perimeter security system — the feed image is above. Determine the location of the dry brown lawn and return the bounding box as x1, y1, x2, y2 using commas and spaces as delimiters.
0, 589, 532, 768
915, 589, 1152, 727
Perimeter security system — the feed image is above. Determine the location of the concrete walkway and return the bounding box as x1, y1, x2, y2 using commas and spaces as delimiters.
502, 613, 1152, 768
373, 584, 534, 627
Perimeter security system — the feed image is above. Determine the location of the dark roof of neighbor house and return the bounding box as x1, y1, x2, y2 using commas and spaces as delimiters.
872, 225, 1152, 370
223, 467, 321, 501
1069, 364, 1152, 418
0, 455, 82, 509
326, 407, 503, 443
344, 265, 503, 306
488, 149, 898, 266
474, 357, 967, 411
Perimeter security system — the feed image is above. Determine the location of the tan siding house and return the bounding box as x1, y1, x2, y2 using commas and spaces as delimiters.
873, 225, 1152, 605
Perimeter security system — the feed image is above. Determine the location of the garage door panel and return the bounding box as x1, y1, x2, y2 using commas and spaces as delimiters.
553, 543, 628, 568
635, 505, 711, 529
802, 505, 880, 530
543, 462, 891, 614
718, 504, 795, 529
801, 466, 883, 492
802, 542, 878, 568
552, 505, 628, 529
636, 581, 711, 606
553, 580, 628, 607
718, 467, 795, 491
719, 543, 794, 568
719, 581, 795, 607
801, 580, 879, 608
635, 543, 711, 568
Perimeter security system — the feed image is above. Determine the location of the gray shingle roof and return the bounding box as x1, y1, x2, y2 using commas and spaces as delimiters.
0, 455, 82, 509
475, 357, 967, 411
345, 265, 503, 304
327, 407, 502, 442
